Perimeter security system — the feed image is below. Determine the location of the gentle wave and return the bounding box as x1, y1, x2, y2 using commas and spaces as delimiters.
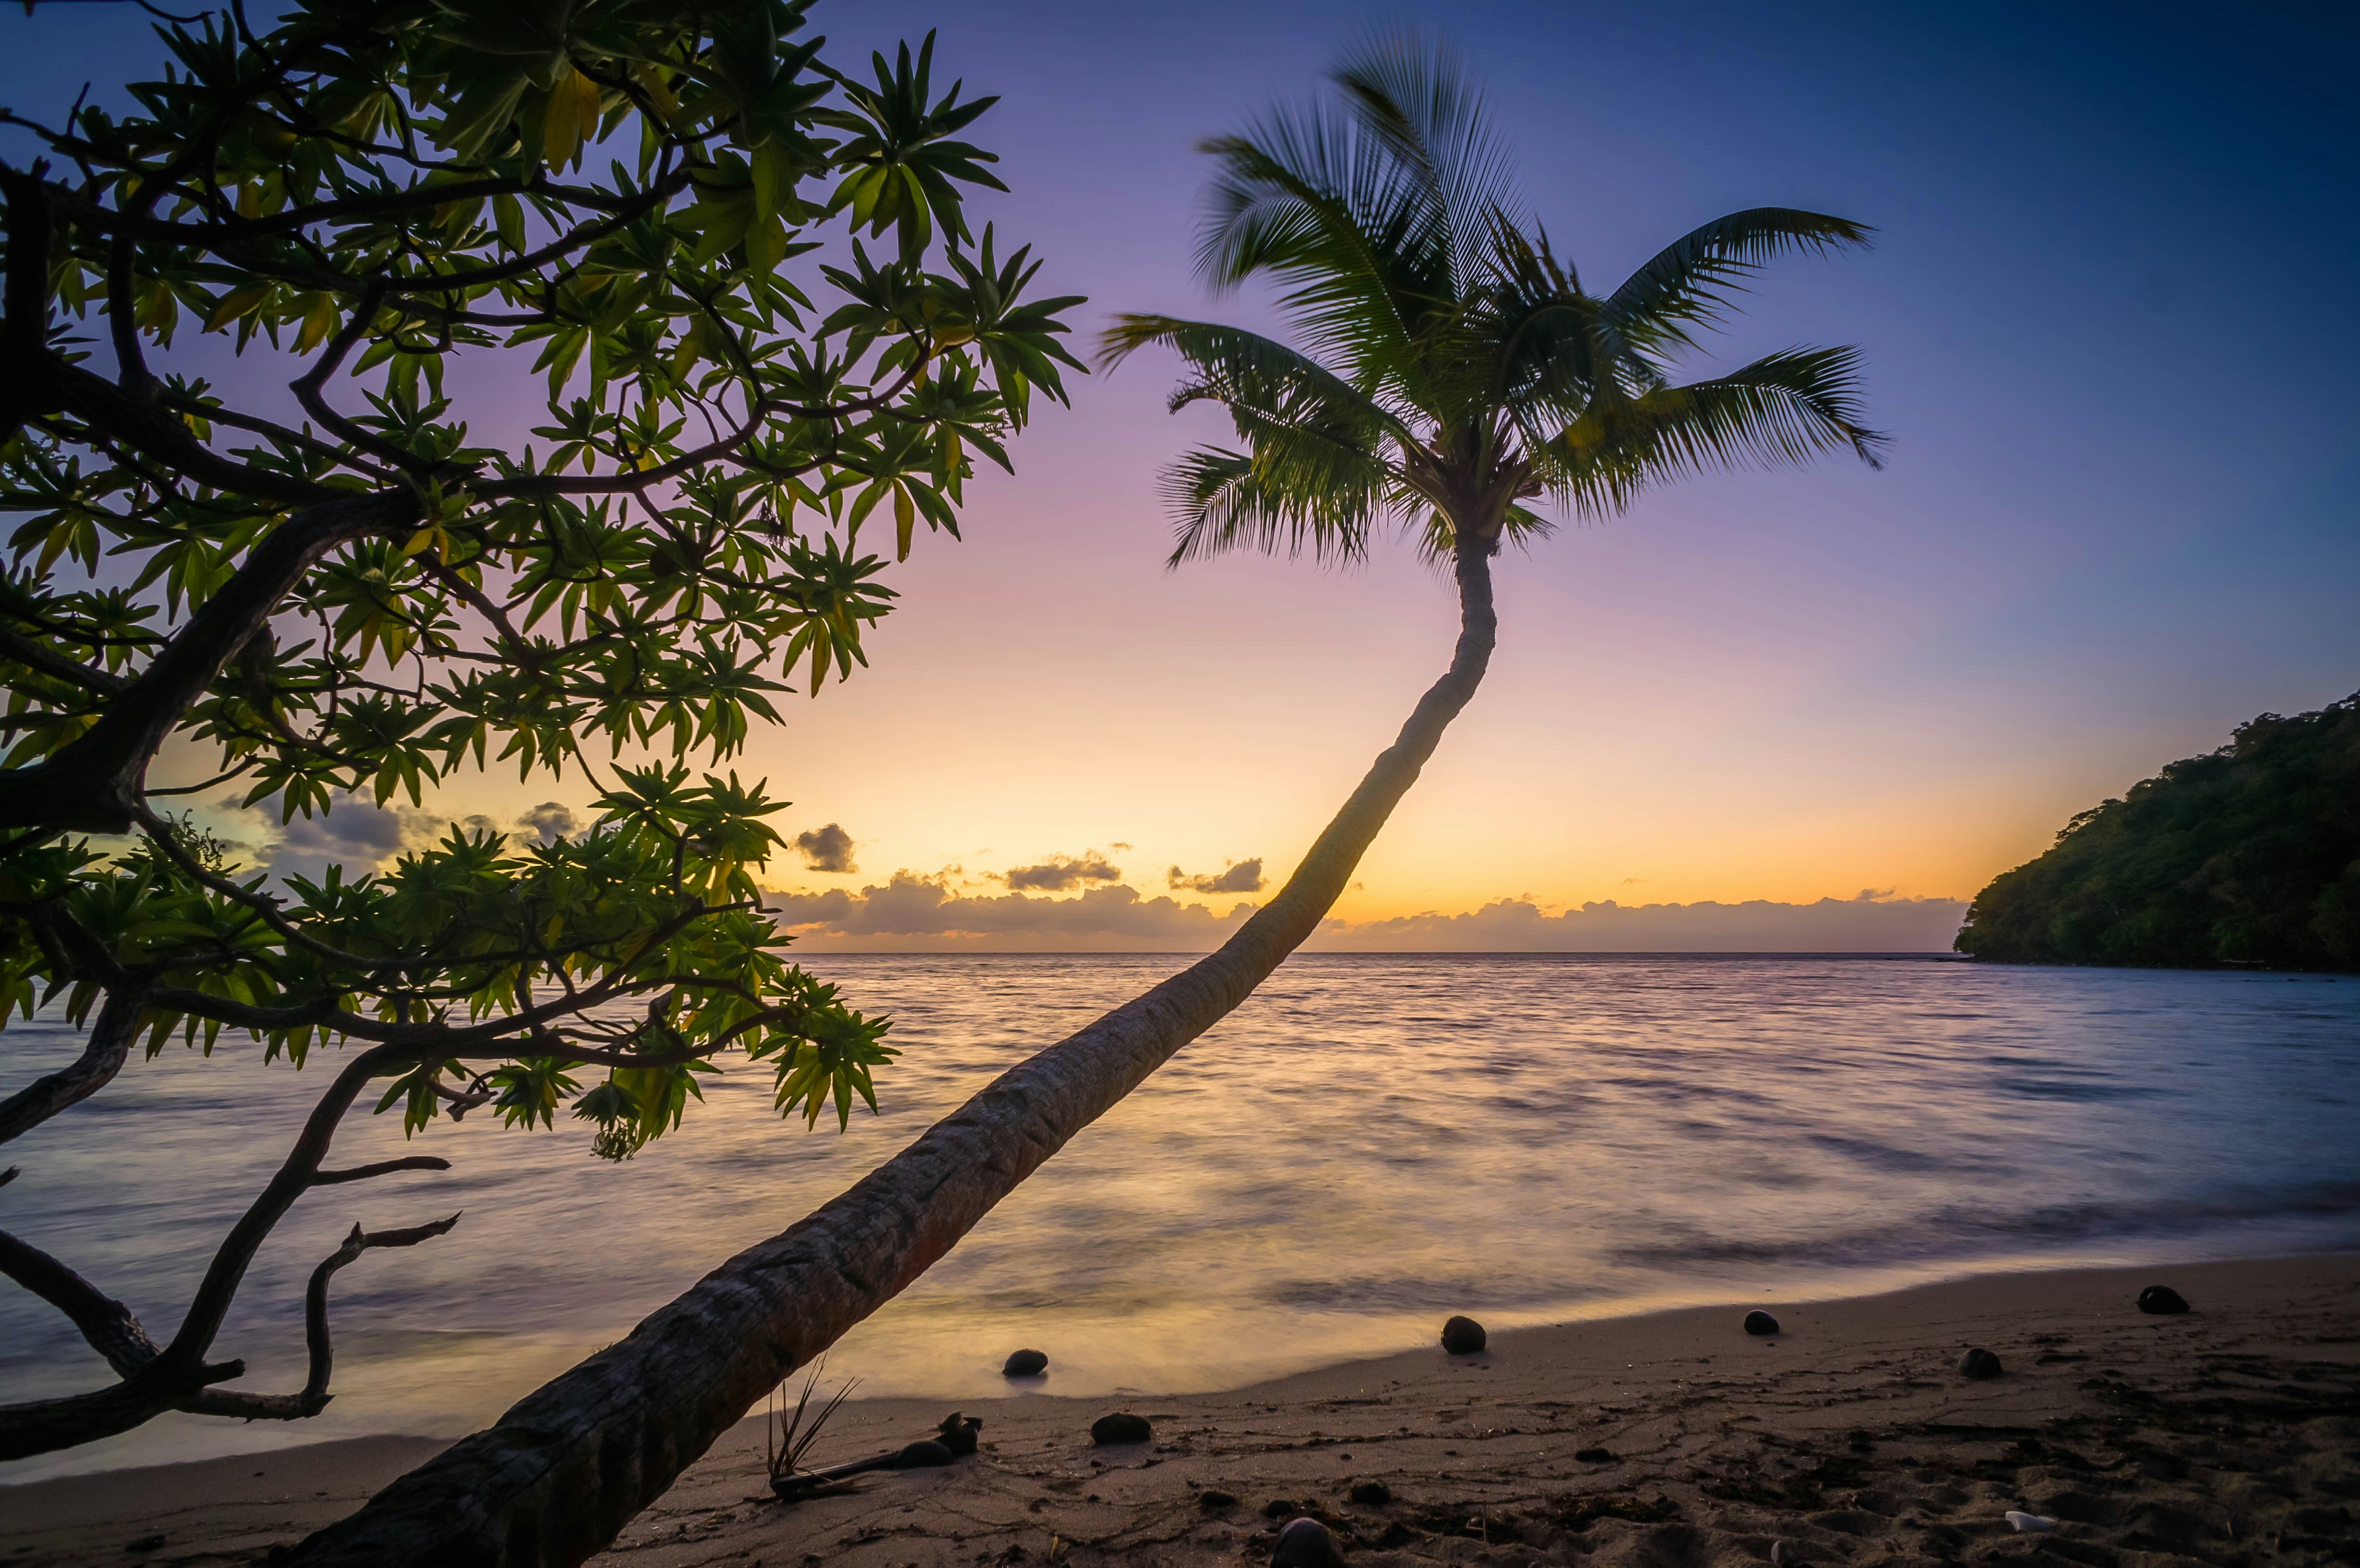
2, 952, 2356, 1480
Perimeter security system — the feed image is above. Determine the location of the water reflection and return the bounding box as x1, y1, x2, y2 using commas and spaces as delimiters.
3, 954, 2357, 1479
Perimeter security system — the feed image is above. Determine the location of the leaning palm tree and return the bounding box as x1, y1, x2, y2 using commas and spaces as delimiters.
284, 43, 1881, 1568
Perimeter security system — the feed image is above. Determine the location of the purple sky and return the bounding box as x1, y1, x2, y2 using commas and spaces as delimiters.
6, 0, 2354, 947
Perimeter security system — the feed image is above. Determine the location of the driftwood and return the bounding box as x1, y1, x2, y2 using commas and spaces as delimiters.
768, 1413, 983, 1501
281, 537, 1497, 1568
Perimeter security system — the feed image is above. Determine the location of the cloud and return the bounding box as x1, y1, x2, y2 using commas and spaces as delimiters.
792, 822, 858, 874
519, 801, 582, 844
765, 871, 1253, 951
763, 878, 1966, 954
1303, 892, 1970, 954
1168, 857, 1266, 895
216, 793, 442, 887
1002, 853, 1122, 892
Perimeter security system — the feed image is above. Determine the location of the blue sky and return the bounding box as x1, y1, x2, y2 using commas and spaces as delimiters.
4, 0, 2352, 945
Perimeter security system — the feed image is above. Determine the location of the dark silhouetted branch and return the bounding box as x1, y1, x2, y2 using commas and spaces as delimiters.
312, 1156, 452, 1186
0, 489, 417, 833
0, 980, 153, 1145
0, 1225, 162, 1377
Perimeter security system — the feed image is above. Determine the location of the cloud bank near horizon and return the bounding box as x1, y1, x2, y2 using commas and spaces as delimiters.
764, 876, 1968, 954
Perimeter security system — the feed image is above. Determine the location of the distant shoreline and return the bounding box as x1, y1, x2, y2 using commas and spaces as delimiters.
9, 1253, 2356, 1566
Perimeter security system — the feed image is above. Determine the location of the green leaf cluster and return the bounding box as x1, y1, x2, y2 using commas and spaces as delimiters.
0, 0, 1083, 1153
1956, 692, 2360, 972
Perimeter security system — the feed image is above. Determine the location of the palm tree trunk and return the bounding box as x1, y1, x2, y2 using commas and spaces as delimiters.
285, 536, 1498, 1568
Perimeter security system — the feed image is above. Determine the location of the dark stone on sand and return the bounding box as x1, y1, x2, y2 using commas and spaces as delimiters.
2137, 1284, 2190, 1316
893, 1439, 956, 1468
1272, 1517, 1347, 1568
1349, 1481, 1393, 1506
1262, 1498, 1299, 1518
1441, 1314, 1487, 1354
1744, 1310, 1781, 1336
1958, 1347, 2003, 1380
1199, 1490, 1239, 1512
1003, 1349, 1049, 1377
1090, 1412, 1152, 1446
1574, 1446, 1617, 1463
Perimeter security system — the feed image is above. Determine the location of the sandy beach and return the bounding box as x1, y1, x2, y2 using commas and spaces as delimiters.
5, 1254, 2357, 1568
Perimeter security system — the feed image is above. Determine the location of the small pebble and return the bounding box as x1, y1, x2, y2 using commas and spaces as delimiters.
2005, 1511, 2055, 1533
1573, 1446, 1617, 1463
1348, 1481, 1392, 1506
1958, 1347, 2003, 1380
1089, 1412, 1152, 1445
1771, 1542, 1797, 1566
1198, 1490, 1239, 1512
1002, 1349, 1049, 1377
1743, 1310, 1780, 1336
1271, 1516, 1346, 1568
1262, 1498, 1299, 1519
2136, 1284, 2190, 1316
1440, 1315, 1487, 1354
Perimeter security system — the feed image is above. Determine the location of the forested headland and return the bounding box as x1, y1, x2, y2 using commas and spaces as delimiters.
1956, 692, 2360, 971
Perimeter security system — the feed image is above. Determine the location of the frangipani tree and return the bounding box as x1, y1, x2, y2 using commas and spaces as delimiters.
150, 38, 1882, 1568
0, 0, 1078, 1462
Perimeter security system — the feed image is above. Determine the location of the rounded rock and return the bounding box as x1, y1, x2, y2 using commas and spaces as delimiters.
1440, 1315, 1487, 1355
2136, 1284, 2190, 1316
1271, 1517, 1347, 1568
1743, 1310, 1781, 1337
1958, 1347, 2003, 1380
1349, 1481, 1393, 1506
1573, 1446, 1617, 1463
1089, 1411, 1152, 1446
1002, 1349, 1049, 1377
1198, 1489, 1239, 1512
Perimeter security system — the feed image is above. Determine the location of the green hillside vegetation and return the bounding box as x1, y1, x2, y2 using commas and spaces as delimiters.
1956, 692, 2360, 971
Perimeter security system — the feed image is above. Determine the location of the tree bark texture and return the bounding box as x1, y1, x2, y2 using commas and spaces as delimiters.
0, 982, 150, 1146
284, 538, 1498, 1568
0, 488, 415, 834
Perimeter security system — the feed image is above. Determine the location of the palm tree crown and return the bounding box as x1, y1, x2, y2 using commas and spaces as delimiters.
1099, 39, 1886, 565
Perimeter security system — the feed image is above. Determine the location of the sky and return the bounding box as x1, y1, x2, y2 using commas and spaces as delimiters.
5, 0, 2355, 950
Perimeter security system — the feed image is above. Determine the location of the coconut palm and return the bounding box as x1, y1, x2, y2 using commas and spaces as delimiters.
1102, 41, 1886, 844
286, 45, 1884, 1568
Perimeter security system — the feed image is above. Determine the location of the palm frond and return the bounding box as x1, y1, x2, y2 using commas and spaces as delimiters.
1541, 345, 1887, 515
1161, 441, 1405, 567
1414, 499, 1556, 562
1330, 32, 1523, 298
1189, 103, 1458, 387
1602, 209, 1874, 355
1099, 314, 1421, 447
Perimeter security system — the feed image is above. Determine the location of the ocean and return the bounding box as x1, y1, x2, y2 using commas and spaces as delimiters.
2, 953, 2356, 1481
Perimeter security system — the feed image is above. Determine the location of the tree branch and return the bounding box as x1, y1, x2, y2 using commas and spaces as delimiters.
312, 1156, 452, 1185
0, 621, 128, 697
40, 356, 336, 503
0, 979, 153, 1145
0, 165, 57, 440
0, 488, 418, 833
0, 1226, 162, 1378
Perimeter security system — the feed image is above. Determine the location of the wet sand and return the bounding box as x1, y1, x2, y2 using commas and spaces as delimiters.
6, 1254, 2358, 1567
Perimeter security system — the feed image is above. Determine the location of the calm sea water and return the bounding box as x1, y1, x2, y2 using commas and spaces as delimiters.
3, 953, 2357, 1481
